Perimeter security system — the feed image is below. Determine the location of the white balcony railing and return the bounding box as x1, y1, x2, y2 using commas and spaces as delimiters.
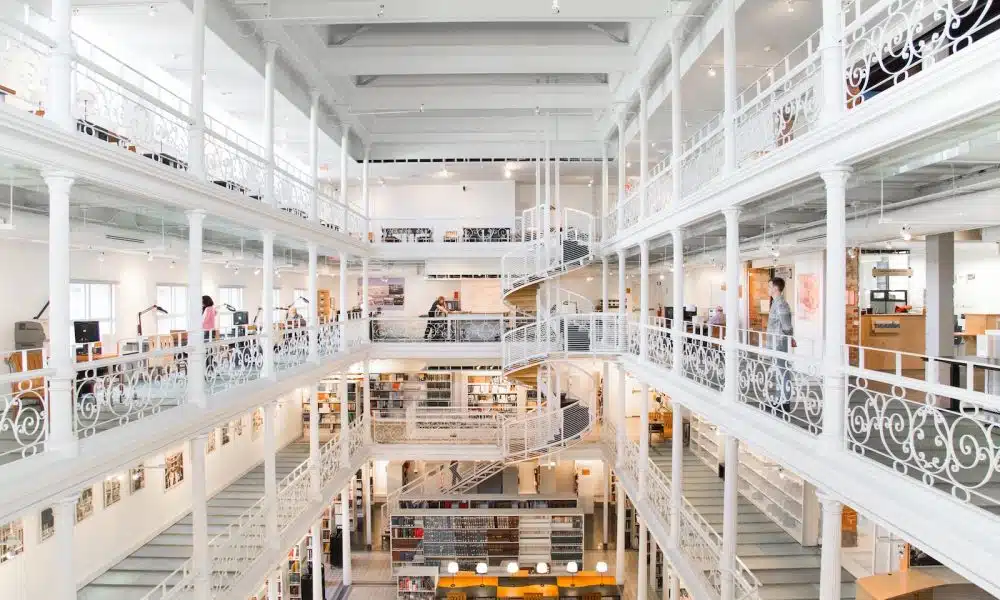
371, 315, 530, 343
370, 217, 516, 244
372, 407, 505, 445
501, 209, 594, 295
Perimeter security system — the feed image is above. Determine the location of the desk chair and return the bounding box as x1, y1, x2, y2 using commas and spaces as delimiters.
5, 349, 46, 403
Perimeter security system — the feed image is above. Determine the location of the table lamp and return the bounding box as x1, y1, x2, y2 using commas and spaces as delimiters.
596, 561, 608, 586
447, 561, 459, 587
535, 562, 549, 575
506, 561, 519, 575
566, 561, 578, 587
476, 561, 488, 588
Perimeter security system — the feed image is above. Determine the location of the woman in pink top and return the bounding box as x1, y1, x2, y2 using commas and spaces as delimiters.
201, 295, 216, 339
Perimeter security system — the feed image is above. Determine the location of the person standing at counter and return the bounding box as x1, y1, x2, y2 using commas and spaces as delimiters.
424, 296, 449, 340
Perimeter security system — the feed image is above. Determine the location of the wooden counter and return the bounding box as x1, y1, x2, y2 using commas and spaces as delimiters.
859, 314, 926, 371
857, 568, 976, 600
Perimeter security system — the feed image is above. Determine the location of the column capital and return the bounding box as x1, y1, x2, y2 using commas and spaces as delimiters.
264, 40, 279, 61
723, 206, 741, 220
262, 229, 275, 241
310, 88, 322, 103
42, 170, 76, 183
341, 123, 352, 138
820, 165, 852, 186
363, 144, 372, 159
816, 489, 845, 511
307, 241, 318, 253
185, 208, 207, 222
639, 239, 649, 252
601, 254, 609, 266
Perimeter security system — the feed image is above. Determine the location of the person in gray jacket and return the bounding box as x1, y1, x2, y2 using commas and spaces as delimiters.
766, 277, 794, 411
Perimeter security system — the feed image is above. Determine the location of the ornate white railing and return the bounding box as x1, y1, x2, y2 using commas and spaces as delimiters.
679, 325, 726, 391
203, 120, 266, 199
372, 407, 504, 445
0, 349, 50, 464
679, 113, 725, 199
0, 23, 49, 113
845, 345, 1000, 516
620, 187, 641, 230
371, 217, 515, 244
273, 168, 312, 220
501, 209, 595, 296
501, 313, 625, 372
204, 331, 264, 394
843, 0, 1000, 108
648, 160, 673, 216
371, 315, 510, 343
734, 30, 822, 167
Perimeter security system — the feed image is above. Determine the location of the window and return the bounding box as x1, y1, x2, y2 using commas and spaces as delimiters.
218, 286, 245, 328
69, 281, 117, 338
156, 285, 187, 331
271, 287, 283, 323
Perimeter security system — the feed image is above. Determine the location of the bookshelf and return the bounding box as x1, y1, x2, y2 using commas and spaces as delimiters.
303, 376, 360, 440
737, 446, 804, 541
390, 496, 583, 571
286, 546, 302, 600
466, 375, 518, 414
317, 289, 332, 322
370, 372, 453, 411
396, 566, 439, 600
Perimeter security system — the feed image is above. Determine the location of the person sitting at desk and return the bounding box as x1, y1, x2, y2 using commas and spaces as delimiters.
286, 307, 307, 329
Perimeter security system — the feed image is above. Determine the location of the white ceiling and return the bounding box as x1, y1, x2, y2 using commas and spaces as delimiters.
50, 0, 828, 176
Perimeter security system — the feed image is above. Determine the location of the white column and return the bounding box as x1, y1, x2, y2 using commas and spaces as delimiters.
670, 404, 684, 549
639, 383, 649, 494
616, 114, 626, 230
186, 210, 207, 407
340, 372, 350, 463
615, 470, 626, 584
602, 458, 610, 549
309, 90, 321, 221
264, 401, 279, 547
267, 569, 279, 600
263, 42, 277, 207
640, 240, 650, 359
310, 384, 321, 499
44, 172, 76, 456
821, 167, 851, 450
362, 146, 371, 240
554, 153, 561, 232
50, 495, 77, 600
672, 228, 684, 373
190, 434, 210, 600
670, 569, 681, 600
638, 518, 648, 600
261, 231, 275, 379
544, 137, 552, 248
341, 486, 353, 585
617, 251, 627, 348
340, 126, 351, 228
601, 143, 610, 239
308, 243, 319, 361
363, 358, 372, 437
602, 355, 611, 425
46, 0, 74, 131
720, 434, 739, 600
639, 84, 649, 217
311, 518, 324, 600
926, 233, 955, 382
363, 461, 373, 549
724, 208, 740, 401
615, 364, 627, 466
187, 0, 207, 178
722, 0, 737, 173
820, 0, 846, 126
602, 255, 610, 339
818, 493, 844, 600
670, 34, 683, 204
361, 258, 370, 324
339, 252, 349, 350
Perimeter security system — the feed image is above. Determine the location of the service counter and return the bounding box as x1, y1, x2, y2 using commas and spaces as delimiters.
859, 314, 926, 371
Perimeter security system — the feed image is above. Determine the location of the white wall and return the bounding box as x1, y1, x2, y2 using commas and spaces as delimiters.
362, 182, 516, 225
0, 394, 302, 598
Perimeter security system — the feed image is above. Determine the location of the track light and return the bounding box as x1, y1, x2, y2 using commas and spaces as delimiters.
769, 243, 780, 258
551, 0, 560, 14
147, 250, 154, 262
169, 260, 176, 269
148, 4, 157, 16
707, 66, 717, 77
98, 251, 105, 263
900, 225, 912, 241
376, 3, 384, 17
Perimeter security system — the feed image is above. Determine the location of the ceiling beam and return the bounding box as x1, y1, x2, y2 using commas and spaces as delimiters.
368, 140, 609, 160
244, 0, 667, 24
347, 86, 612, 112
320, 44, 635, 76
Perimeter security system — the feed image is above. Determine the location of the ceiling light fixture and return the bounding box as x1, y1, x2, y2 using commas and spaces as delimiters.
98, 251, 105, 263
254, 268, 261, 275
551, 0, 560, 14
884, 240, 894, 250
419, 103, 425, 112
504, 169, 512, 179
626, 161, 632, 168
588, 179, 594, 187
707, 66, 717, 77
170, 260, 176, 269
900, 225, 912, 241
847, 247, 857, 259
148, 4, 157, 16
377, 3, 384, 17
786, 0, 794, 12
146, 250, 154, 262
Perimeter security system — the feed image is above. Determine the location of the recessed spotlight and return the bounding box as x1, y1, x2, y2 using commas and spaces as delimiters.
707, 66, 717, 77
586, 276, 594, 282
659, 273, 665, 280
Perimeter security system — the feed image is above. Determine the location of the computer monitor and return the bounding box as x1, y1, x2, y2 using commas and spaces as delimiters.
233, 311, 249, 326
445, 301, 461, 312
74, 320, 101, 344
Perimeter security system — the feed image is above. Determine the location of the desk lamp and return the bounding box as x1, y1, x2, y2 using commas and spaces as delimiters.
506, 561, 519, 575
535, 562, 549, 575
137, 305, 168, 335
566, 561, 578, 587
447, 561, 459, 587
476, 562, 488, 587
596, 561, 608, 586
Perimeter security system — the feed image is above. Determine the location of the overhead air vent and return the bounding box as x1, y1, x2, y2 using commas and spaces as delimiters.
425, 273, 501, 280
104, 234, 146, 244
796, 233, 826, 244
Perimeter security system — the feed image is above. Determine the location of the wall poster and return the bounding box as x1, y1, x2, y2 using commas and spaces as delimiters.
360, 277, 405, 311
796, 273, 820, 322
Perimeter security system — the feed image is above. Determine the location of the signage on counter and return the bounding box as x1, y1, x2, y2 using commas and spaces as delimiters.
871, 319, 901, 332
872, 267, 913, 277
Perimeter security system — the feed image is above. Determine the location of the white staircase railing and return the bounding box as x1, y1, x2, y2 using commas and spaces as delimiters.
501, 209, 595, 295
502, 313, 625, 372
